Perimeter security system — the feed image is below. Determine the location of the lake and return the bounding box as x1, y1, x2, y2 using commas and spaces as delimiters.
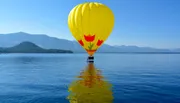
0, 53, 180, 103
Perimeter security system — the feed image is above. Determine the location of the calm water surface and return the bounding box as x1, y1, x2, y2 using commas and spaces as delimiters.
0, 53, 180, 103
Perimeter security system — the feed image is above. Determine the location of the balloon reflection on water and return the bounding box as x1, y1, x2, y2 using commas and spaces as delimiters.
67, 63, 113, 103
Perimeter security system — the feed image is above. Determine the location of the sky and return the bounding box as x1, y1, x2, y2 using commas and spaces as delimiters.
0, 0, 180, 49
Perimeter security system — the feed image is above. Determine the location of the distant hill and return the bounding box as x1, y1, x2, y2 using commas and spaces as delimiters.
0, 41, 73, 53
0, 32, 79, 51
0, 32, 179, 53
173, 48, 180, 52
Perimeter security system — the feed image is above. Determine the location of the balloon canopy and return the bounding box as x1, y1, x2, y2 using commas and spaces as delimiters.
68, 2, 114, 56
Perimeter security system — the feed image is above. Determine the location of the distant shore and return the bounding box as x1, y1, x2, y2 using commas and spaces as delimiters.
94, 52, 180, 54
1, 52, 180, 54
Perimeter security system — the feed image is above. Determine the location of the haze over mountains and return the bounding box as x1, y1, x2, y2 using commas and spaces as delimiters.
0, 32, 179, 53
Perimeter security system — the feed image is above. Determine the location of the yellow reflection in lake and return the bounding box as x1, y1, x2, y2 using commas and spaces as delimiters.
67, 63, 113, 103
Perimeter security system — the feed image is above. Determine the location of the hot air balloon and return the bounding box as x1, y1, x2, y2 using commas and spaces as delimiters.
68, 2, 114, 62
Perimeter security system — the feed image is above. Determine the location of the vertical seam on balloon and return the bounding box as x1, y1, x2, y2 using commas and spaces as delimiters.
80, 4, 83, 42
88, 3, 91, 35
72, 6, 78, 39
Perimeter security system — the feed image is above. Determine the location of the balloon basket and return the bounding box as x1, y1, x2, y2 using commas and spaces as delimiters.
87, 56, 94, 63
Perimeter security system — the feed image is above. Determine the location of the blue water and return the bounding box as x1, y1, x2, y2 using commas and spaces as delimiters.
0, 54, 180, 103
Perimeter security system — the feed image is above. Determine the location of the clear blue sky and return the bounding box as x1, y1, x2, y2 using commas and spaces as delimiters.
0, 0, 180, 48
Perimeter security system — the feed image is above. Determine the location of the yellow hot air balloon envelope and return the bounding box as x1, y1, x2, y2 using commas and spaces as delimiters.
68, 2, 114, 56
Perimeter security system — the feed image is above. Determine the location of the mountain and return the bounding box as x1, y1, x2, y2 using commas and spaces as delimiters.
0, 41, 73, 53
0, 32, 84, 52
173, 48, 180, 52
0, 32, 179, 53
111, 45, 171, 52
